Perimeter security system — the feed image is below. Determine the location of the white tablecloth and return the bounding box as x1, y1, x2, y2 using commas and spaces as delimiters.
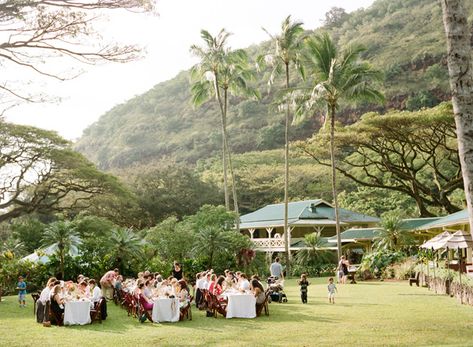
64, 300, 91, 325
152, 298, 180, 323
226, 294, 256, 319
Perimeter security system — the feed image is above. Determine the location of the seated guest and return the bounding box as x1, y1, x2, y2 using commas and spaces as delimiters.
213, 276, 225, 296
138, 282, 154, 311
202, 272, 211, 290
89, 279, 102, 305
238, 273, 250, 291
208, 274, 217, 294
50, 285, 65, 324
77, 281, 89, 298
177, 279, 190, 308
143, 280, 153, 299
250, 279, 266, 305
224, 271, 235, 289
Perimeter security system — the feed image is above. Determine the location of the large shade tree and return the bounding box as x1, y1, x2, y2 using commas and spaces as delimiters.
296, 33, 383, 259
441, 0, 473, 238
258, 16, 305, 273
0, 0, 156, 110
190, 29, 257, 223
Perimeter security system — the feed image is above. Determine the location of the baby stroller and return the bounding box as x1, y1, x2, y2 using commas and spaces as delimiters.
267, 276, 287, 303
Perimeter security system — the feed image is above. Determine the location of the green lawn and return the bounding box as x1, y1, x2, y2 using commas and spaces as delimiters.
2, 278, 473, 346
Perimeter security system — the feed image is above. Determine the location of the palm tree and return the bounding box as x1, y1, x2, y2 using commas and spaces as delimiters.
192, 226, 230, 268
295, 232, 333, 268
107, 228, 143, 274
374, 215, 414, 251
42, 220, 80, 279
259, 16, 305, 274
441, 0, 473, 239
190, 29, 257, 222
297, 33, 383, 260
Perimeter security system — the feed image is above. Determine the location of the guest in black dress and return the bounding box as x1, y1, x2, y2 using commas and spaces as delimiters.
172, 261, 183, 280
50, 285, 64, 325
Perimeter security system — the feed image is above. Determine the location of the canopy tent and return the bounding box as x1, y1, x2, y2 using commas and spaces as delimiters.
20, 243, 80, 264
444, 230, 473, 250
420, 231, 452, 250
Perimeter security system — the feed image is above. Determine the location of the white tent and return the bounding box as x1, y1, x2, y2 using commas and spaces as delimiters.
420, 231, 452, 250
20, 243, 79, 264
444, 230, 473, 250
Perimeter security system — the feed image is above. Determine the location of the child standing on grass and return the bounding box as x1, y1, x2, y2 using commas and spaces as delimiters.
328, 277, 337, 304
16, 276, 27, 308
298, 274, 310, 304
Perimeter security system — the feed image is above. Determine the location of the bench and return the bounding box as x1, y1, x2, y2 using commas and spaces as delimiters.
409, 272, 420, 287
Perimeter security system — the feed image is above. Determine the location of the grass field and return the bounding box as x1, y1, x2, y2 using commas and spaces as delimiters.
1, 278, 473, 346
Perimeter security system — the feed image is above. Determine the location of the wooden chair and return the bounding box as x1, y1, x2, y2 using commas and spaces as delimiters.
409, 272, 420, 287
256, 289, 271, 317
90, 299, 103, 323
209, 293, 227, 318
31, 292, 40, 316
180, 295, 194, 321
49, 302, 64, 326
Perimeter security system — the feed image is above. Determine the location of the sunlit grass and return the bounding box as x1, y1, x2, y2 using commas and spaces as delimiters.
1, 278, 473, 346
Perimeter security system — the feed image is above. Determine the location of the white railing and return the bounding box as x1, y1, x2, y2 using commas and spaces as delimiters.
252, 238, 285, 249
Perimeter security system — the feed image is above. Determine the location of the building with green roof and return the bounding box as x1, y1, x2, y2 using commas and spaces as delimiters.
239, 199, 379, 252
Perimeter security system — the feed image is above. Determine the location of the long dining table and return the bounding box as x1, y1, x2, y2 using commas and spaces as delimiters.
152, 297, 180, 323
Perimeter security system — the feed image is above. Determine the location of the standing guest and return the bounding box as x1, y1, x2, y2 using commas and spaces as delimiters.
298, 274, 310, 304
37, 277, 56, 322
337, 256, 349, 284
270, 257, 284, 280
195, 273, 204, 308
172, 261, 183, 280
327, 277, 338, 304
100, 268, 119, 300
16, 276, 27, 308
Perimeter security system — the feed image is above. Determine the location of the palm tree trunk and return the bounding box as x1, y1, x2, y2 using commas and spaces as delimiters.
213, 72, 230, 210
441, 0, 473, 238
329, 103, 342, 260
60, 251, 65, 280
284, 62, 291, 275
223, 88, 240, 230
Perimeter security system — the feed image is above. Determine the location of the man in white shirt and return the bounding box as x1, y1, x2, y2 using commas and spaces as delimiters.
37, 277, 56, 323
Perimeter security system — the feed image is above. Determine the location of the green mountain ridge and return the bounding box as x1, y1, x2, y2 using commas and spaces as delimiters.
75, 0, 469, 171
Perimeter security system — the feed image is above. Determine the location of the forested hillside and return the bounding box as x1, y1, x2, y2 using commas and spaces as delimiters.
76, 0, 467, 171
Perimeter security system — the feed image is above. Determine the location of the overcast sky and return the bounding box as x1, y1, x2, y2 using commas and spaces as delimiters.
5, 0, 375, 140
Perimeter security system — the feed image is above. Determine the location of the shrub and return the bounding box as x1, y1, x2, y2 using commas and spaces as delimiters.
359, 250, 406, 279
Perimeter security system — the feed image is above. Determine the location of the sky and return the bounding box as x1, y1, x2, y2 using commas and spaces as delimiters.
5, 0, 375, 141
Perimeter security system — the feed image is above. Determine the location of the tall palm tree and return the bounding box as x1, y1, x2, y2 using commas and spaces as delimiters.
259, 16, 305, 274
42, 220, 80, 279
297, 33, 384, 260
107, 228, 143, 274
441, 0, 473, 239
190, 29, 257, 222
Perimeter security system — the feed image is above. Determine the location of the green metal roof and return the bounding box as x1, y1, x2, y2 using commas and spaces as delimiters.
399, 217, 442, 230
418, 209, 469, 230
290, 237, 336, 249
328, 227, 382, 243
240, 199, 379, 229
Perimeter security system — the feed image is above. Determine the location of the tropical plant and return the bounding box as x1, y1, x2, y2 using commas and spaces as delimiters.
190, 29, 257, 221
192, 226, 230, 268
258, 15, 305, 274
295, 32, 384, 259
374, 214, 415, 251
294, 232, 334, 268
41, 220, 80, 279
107, 228, 143, 275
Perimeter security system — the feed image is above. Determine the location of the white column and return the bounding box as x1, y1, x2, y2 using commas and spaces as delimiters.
248, 228, 255, 239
